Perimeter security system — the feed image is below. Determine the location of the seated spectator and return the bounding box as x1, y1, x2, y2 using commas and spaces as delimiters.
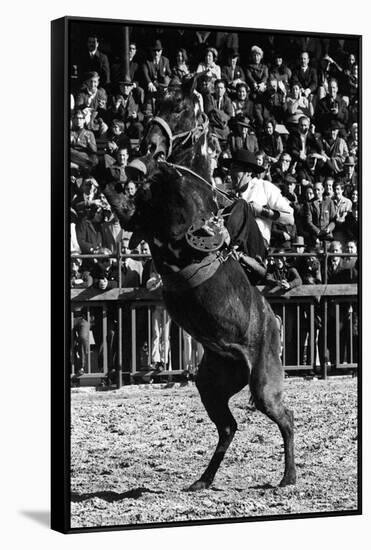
245, 45, 269, 102
106, 79, 144, 140
342, 52, 359, 100
100, 119, 132, 166
259, 119, 284, 165
347, 123, 358, 158
262, 78, 287, 123
70, 109, 98, 173
221, 48, 246, 92
291, 51, 318, 101
284, 82, 314, 130
207, 79, 233, 141
343, 240, 357, 269
143, 40, 172, 108
296, 245, 322, 285
304, 180, 337, 247
232, 82, 263, 128
228, 115, 259, 155
270, 152, 294, 186
71, 255, 93, 288
71, 176, 100, 217
77, 33, 110, 87
269, 52, 292, 91
196, 47, 221, 85
105, 146, 130, 183
111, 42, 144, 105
266, 250, 302, 291
315, 78, 349, 134
75, 203, 106, 257
75, 71, 107, 130
340, 155, 358, 191
286, 115, 324, 185
317, 53, 343, 100
171, 48, 191, 81
90, 249, 117, 290
323, 176, 334, 199
120, 236, 143, 287
321, 121, 349, 176
333, 181, 352, 223
327, 240, 343, 281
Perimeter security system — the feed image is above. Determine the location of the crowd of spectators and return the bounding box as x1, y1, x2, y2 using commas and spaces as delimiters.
69, 26, 359, 374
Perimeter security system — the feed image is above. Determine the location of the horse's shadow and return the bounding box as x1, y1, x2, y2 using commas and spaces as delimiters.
71, 487, 163, 503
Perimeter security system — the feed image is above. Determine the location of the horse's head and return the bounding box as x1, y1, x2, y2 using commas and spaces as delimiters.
141, 75, 210, 177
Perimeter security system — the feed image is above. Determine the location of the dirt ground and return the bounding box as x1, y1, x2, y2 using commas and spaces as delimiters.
70, 376, 358, 529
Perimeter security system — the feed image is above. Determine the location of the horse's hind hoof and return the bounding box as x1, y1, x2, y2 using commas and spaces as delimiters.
279, 473, 297, 487
186, 479, 211, 492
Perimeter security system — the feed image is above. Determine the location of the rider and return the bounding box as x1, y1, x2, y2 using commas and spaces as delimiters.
222, 149, 294, 282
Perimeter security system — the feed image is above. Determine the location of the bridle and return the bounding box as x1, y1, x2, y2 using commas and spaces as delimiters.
145, 112, 209, 160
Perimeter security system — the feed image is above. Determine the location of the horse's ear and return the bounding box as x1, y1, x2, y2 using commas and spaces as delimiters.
181, 73, 199, 97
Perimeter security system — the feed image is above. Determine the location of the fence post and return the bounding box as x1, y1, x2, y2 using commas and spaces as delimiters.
322, 242, 329, 379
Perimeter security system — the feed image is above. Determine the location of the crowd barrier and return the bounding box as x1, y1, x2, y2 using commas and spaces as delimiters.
70, 264, 358, 386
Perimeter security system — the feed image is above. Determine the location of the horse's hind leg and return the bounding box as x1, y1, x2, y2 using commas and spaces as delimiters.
188, 352, 248, 492
250, 355, 296, 487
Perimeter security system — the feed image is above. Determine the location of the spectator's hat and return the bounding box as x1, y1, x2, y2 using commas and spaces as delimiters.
119, 78, 133, 86
152, 39, 163, 51
329, 120, 344, 130
235, 115, 251, 128
126, 158, 148, 180
344, 155, 356, 166
251, 45, 264, 56
221, 150, 265, 173
292, 236, 305, 248
283, 174, 297, 186
228, 47, 240, 59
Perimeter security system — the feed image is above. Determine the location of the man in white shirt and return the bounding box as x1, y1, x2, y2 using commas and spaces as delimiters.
222, 149, 294, 281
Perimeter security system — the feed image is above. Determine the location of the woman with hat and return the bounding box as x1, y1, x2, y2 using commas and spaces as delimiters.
228, 114, 259, 155
221, 48, 246, 91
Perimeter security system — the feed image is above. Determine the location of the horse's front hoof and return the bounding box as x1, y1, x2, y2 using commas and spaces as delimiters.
186, 479, 211, 492
279, 473, 297, 487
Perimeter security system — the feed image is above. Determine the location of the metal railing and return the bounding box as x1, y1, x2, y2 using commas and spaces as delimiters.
71, 284, 358, 387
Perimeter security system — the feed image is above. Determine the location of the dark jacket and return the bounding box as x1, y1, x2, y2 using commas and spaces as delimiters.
291, 66, 318, 93
315, 94, 349, 132
143, 56, 171, 86
79, 50, 110, 86
304, 198, 337, 242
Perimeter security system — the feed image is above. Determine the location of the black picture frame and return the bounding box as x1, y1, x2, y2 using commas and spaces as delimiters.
51, 15, 361, 534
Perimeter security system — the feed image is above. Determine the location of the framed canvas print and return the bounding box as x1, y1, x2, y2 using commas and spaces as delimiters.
51, 16, 361, 533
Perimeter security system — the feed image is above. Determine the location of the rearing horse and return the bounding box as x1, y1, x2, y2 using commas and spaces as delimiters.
110, 78, 296, 490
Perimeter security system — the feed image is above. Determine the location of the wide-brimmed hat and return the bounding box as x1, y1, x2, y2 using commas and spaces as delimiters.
221, 150, 265, 173
152, 39, 163, 51
118, 78, 133, 86
329, 120, 344, 130
126, 158, 148, 180
344, 155, 356, 166
235, 115, 251, 128
292, 236, 305, 247
283, 174, 297, 186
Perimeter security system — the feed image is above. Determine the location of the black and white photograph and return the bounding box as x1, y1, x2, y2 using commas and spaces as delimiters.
51, 15, 361, 533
